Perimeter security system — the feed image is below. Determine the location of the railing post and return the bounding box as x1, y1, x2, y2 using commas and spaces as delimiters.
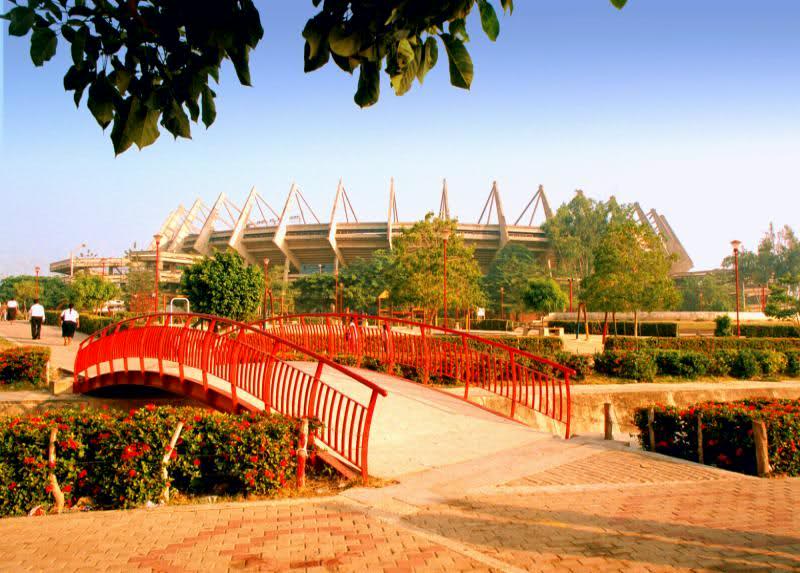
228, 326, 245, 411
156, 318, 168, 379
307, 362, 324, 419
200, 319, 216, 393
325, 316, 334, 357
108, 323, 121, 377
462, 336, 471, 400
300, 317, 310, 350
139, 315, 152, 376
386, 321, 395, 373
360, 390, 379, 484
510, 352, 518, 419
564, 371, 572, 439
261, 339, 279, 410
296, 417, 309, 489
420, 326, 430, 384
177, 318, 190, 383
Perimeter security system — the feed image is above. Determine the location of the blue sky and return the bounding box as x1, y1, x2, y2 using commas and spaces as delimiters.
1, 0, 798, 275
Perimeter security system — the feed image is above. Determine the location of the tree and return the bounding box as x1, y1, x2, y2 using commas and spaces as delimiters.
542, 193, 629, 279
123, 268, 156, 314
70, 275, 121, 312
523, 277, 567, 324
581, 219, 679, 335
387, 214, 485, 321
0, 275, 71, 309
2, 1, 627, 153
339, 253, 392, 313
483, 244, 543, 318
180, 251, 263, 321
676, 273, 734, 312
291, 274, 335, 314
12, 280, 38, 312
765, 276, 800, 324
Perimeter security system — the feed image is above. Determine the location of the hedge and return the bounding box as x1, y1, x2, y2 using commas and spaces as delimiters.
0, 347, 50, 387
605, 336, 800, 353
595, 347, 797, 381
740, 324, 800, 338
0, 406, 312, 517
471, 319, 515, 332
44, 311, 123, 335
435, 334, 563, 356
633, 400, 800, 476
549, 320, 679, 337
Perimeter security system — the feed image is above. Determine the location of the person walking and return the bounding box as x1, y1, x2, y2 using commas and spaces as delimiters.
29, 298, 46, 340
6, 298, 18, 321
60, 303, 80, 346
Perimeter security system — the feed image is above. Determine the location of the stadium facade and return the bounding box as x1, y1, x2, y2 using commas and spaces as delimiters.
50, 181, 693, 283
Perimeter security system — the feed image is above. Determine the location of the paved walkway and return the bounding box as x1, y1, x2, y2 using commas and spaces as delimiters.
0, 320, 87, 372
1, 321, 798, 571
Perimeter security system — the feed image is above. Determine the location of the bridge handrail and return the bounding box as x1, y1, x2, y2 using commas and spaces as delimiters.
253, 313, 574, 438
74, 312, 387, 480
76, 312, 388, 397
253, 312, 576, 377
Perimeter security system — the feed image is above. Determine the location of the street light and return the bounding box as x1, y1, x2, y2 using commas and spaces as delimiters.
263, 258, 271, 320
441, 228, 451, 328
568, 277, 574, 313
153, 234, 163, 313
69, 242, 87, 277
34, 266, 40, 298
731, 240, 742, 337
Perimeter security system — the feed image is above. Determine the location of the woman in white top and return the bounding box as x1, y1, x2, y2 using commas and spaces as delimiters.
6, 298, 18, 321
60, 303, 80, 345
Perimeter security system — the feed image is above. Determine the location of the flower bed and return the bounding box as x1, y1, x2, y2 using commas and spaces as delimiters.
0, 406, 315, 517
633, 399, 800, 476
0, 347, 50, 387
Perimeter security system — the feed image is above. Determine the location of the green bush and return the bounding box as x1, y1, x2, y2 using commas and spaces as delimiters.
714, 315, 732, 337
740, 324, 800, 338
549, 320, 678, 337
708, 350, 737, 377
785, 351, 800, 376
471, 319, 514, 332
44, 310, 125, 336
0, 406, 310, 517
633, 399, 800, 476
654, 350, 710, 378
605, 336, 800, 353
756, 350, 787, 378
0, 347, 50, 387
730, 349, 760, 379
554, 352, 593, 381
594, 350, 656, 381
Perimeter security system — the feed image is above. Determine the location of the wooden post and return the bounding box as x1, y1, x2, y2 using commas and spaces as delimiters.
296, 418, 309, 489
647, 407, 656, 451
48, 428, 65, 514
697, 414, 704, 464
604, 402, 613, 440
752, 420, 771, 477
160, 422, 184, 503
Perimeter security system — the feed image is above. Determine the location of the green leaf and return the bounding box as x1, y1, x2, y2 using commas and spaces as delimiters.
610, 0, 627, 8
70, 25, 87, 64
396, 38, 414, 68
30, 27, 57, 66
478, 0, 500, 41
201, 86, 216, 128
354, 62, 380, 108
109, 69, 131, 94
119, 97, 161, 153
227, 45, 252, 86
331, 52, 359, 74
390, 55, 418, 96
87, 74, 115, 128
329, 24, 361, 57
161, 99, 191, 140
7, 6, 35, 36
449, 18, 469, 42
440, 33, 472, 90
500, 0, 514, 14
417, 37, 438, 84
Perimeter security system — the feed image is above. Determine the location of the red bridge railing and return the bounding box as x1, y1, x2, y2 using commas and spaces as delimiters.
74, 313, 387, 480
252, 313, 575, 438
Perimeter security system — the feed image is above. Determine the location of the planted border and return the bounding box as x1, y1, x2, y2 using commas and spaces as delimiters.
0, 347, 50, 387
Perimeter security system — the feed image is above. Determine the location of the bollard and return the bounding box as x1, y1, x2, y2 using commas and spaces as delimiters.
752, 420, 771, 477
603, 403, 613, 441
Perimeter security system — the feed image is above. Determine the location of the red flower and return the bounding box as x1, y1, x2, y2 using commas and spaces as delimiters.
128, 469, 137, 478
280, 459, 288, 468
250, 456, 259, 463
193, 415, 203, 422
8, 482, 16, 491
193, 458, 201, 467
145, 403, 156, 411
62, 485, 72, 493
78, 469, 88, 479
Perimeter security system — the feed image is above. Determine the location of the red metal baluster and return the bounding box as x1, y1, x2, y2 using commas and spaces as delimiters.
462, 337, 471, 400
262, 340, 279, 410
510, 352, 518, 419
564, 371, 572, 439
420, 326, 430, 384
200, 319, 217, 393
177, 318, 190, 383
228, 326, 246, 411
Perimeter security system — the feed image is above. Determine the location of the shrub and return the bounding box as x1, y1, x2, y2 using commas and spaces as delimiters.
740, 323, 800, 338
0, 347, 50, 387
708, 350, 737, 377
0, 406, 309, 517
633, 399, 800, 476
471, 319, 514, 332
554, 352, 593, 381
654, 350, 710, 378
605, 336, 800, 353
785, 351, 800, 376
594, 350, 656, 381
549, 320, 678, 337
44, 310, 124, 335
755, 350, 787, 378
714, 315, 732, 337
730, 349, 761, 379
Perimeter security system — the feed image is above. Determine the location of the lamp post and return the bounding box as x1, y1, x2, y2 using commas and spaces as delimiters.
263, 258, 271, 319
441, 229, 451, 328
153, 234, 162, 313
731, 240, 742, 337
34, 266, 40, 298
568, 277, 574, 313
500, 287, 505, 320
69, 242, 87, 277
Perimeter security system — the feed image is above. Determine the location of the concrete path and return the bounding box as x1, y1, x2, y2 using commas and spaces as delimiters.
0, 320, 87, 372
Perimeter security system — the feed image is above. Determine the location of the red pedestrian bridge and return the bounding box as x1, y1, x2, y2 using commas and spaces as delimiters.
74, 312, 574, 480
